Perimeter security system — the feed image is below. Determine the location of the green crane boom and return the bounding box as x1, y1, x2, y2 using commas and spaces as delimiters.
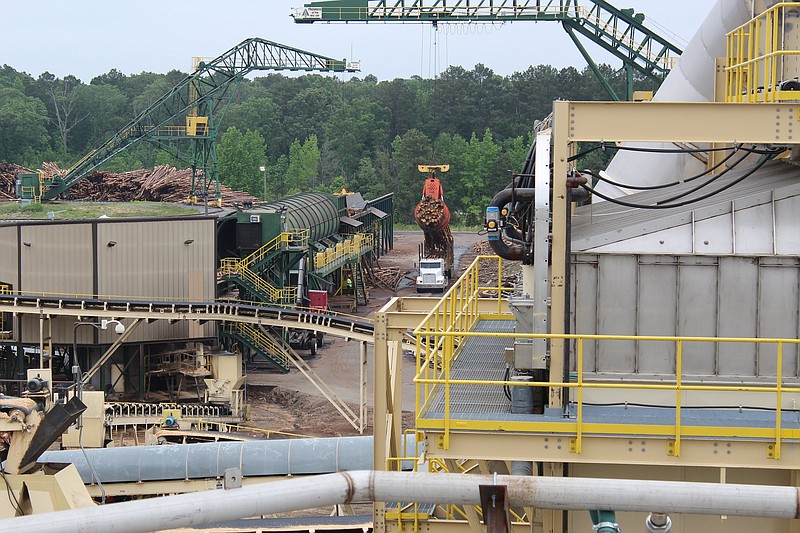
41, 38, 357, 202
291, 0, 682, 101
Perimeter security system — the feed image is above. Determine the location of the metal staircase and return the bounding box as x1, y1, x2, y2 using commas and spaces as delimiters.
221, 322, 361, 429
221, 322, 292, 373
218, 230, 310, 305
292, 0, 683, 100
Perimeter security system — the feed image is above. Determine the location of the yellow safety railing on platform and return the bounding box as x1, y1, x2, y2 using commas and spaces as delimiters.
225, 322, 292, 370
218, 258, 296, 305
726, 2, 800, 102
414, 255, 800, 457
313, 232, 374, 272
219, 230, 309, 305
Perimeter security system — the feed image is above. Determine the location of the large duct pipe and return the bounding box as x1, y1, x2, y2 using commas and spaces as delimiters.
600, 0, 752, 197
3, 471, 800, 533
39, 435, 414, 484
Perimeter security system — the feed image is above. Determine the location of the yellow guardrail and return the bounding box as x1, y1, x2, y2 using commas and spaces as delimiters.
226, 322, 292, 370
414, 255, 800, 457
313, 232, 374, 272
726, 2, 800, 103
219, 258, 296, 305
219, 230, 309, 305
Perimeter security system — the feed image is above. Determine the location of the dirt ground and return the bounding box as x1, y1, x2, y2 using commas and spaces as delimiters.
244, 230, 485, 438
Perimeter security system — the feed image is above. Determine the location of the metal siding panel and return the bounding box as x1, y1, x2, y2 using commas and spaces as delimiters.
0, 226, 18, 286
636, 259, 677, 375
676, 259, 719, 376
693, 213, 734, 254
95, 219, 216, 344
596, 255, 637, 373
734, 204, 774, 254
756, 263, 799, 378
717, 257, 758, 376
572, 256, 598, 372
20, 224, 93, 296
775, 194, 800, 254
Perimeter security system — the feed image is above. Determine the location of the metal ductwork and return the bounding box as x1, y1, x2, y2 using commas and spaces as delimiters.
487, 187, 535, 261
39, 435, 415, 484
601, 0, 753, 197
4, 471, 800, 533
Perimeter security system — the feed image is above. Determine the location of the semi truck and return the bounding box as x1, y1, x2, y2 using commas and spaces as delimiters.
413, 165, 454, 293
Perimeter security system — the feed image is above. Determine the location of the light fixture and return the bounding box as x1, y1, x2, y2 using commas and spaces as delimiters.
184, 239, 194, 245
107, 240, 117, 247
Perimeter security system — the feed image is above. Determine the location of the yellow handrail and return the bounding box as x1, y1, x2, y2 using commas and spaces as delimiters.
414, 255, 800, 456
227, 322, 292, 370
725, 2, 800, 103
313, 232, 374, 272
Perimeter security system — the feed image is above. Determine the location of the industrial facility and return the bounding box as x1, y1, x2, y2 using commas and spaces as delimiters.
3, 0, 800, 533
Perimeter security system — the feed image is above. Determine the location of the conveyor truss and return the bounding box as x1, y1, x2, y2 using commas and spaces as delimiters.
292, 0, 683, 100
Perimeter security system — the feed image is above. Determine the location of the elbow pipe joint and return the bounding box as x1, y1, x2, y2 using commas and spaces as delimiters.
487, 187, 536, 261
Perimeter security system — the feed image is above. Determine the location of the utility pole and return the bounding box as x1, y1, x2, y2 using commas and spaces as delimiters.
260, 165, 267, 201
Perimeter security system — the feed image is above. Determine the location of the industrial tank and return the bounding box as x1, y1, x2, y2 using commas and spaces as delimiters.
239, 192, 340, 249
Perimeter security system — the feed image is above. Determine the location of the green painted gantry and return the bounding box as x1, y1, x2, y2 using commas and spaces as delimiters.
42, 38, 358, 202
292, 0, 683, 101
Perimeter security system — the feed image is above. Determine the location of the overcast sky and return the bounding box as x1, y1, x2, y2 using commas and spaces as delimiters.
2, 0, 718, 82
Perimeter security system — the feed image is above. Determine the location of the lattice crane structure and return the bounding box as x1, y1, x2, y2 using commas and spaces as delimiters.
40, 38, 358, 203
292, 0, 682, 101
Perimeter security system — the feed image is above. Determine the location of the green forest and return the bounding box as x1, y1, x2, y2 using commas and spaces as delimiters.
0, 63, 658, 224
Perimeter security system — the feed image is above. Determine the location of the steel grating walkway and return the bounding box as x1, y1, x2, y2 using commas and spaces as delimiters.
418, 320, 800, 434
423, 320, 515, 416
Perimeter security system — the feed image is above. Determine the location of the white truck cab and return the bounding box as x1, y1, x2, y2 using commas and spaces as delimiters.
416, 258, 449, 292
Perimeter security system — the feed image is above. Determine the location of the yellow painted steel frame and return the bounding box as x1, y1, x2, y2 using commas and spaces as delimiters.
375, 101, 800, 533
726, 2, 800, 103
313, 232, 374, 272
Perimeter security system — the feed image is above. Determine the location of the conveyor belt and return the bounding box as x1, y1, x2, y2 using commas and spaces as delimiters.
0, 293, 373, 343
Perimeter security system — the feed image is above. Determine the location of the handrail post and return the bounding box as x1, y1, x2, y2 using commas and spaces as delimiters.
773, 341, 783, 460
673, 340, 682, 457
575, 337, 583, 454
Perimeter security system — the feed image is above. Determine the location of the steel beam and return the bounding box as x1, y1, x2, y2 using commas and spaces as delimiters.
563, 101, 800, 144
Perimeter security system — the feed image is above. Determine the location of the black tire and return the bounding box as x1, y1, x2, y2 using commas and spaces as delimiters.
310, 337, 318, 356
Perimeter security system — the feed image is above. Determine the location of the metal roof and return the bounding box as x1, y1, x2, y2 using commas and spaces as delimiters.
572, 160, 800, 255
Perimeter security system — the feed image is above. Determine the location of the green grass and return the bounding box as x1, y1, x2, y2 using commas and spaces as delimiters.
394, 222, 482, 232
0, 201, 201, 220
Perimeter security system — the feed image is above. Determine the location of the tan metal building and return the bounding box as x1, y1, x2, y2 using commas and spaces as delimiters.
0, 216, 217, 346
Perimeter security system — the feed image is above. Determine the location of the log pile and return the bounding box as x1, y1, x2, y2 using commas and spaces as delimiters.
461, 241, 520, 297
366, 266, 407, 292
414, 196, 447, 227
0, 163, 29, 200
0, 162, 258, 206
63, 165, 259, 206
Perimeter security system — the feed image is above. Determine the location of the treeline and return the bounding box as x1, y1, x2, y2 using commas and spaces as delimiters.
0, 64, 658, 224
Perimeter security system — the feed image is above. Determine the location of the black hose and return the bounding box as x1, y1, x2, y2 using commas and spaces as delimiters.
581, 154, 774, 210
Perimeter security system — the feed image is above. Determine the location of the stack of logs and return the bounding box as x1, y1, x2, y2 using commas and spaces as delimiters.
414, 196, 446, 227
0, 162, 259, 206
365, 266, 407, 292
0, 163, 27, 199
463, 241, 520, 297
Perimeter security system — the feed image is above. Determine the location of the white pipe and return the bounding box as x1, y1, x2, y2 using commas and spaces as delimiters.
599, 0, 752, 197
2, 471, 798, 533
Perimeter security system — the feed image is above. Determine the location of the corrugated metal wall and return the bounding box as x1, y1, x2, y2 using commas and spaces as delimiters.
0, 226, 17, 287
572, 254, 800, 381
2, 218, 216, 345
